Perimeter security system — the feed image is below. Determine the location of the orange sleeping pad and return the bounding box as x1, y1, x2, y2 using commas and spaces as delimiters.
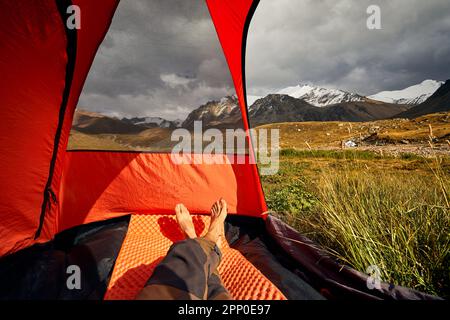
104, 214, 286, 300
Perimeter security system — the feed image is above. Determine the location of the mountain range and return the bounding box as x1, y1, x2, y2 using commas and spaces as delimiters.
249, 80, 444, 107
249, 84, 366, 107
73, 80, 449, 134
248, 95, 408, 126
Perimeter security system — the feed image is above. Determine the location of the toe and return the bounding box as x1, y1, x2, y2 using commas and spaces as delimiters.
211, 202, 219, 215
180, 204, 189, 214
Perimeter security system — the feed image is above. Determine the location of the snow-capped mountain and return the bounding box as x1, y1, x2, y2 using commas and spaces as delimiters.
247, 95, 263, 107
248, 94, 409, 126
368, 80, 444, 105
276, 84, 365, 107
395, 80, 450, 118
182, 95, 242, 129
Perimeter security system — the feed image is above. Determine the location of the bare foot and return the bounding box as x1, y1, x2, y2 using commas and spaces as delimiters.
175, 204, 196, 239
205, 199, 227, 244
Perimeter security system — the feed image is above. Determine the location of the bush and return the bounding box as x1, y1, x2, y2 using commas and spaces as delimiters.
266, 180, 316, 216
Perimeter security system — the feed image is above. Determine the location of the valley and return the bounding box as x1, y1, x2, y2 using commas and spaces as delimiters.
69, 79, 450, 156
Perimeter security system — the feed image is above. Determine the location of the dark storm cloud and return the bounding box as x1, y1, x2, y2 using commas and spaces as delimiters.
79, 0, 234, 119
80, 0, 450, 118
246, 0, 450, 96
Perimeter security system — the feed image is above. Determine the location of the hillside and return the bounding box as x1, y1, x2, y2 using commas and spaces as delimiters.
318, 100, 410, 122
248, 94, 410, 126
73, 110, 148, 134
67, 130, 134, 151
256, 112, 450, 156
68, 126, 175, 151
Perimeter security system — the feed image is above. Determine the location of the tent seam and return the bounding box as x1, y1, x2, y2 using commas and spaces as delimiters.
35, 0, 78, 239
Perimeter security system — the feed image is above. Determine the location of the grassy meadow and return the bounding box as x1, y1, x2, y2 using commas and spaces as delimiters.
261, 148, 450, 298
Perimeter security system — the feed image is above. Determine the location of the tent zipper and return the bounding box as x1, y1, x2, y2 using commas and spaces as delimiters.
37, 187, 58, 233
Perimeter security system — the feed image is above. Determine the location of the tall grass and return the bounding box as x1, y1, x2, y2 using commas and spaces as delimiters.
267, 157, 450, 298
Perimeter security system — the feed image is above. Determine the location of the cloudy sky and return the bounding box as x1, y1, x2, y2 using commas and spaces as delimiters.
79, 0, 450, 119
78, 0, 234, 120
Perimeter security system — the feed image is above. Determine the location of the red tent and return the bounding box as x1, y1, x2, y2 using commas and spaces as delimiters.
0, 0, 439, 300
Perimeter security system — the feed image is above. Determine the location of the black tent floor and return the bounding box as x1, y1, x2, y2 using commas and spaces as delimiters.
0, 216, 130, 300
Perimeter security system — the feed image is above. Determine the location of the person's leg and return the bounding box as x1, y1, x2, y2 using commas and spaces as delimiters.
175, 203, 197, 239
207, 272, 232, 300
136, 201, 231, 300
205, 200, 232, 300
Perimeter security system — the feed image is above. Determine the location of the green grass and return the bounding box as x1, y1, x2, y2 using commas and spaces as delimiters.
262, 152, 450, 298
399, 152, 424, 161
280, 148, 381, 160
280, 148, 425, 161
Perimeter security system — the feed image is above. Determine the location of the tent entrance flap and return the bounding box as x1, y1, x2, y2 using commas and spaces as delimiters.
58, 151, 267, 233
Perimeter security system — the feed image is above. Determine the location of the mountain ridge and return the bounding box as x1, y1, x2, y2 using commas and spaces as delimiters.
276, 84, 366, 107
181, 95, 243, 129
394, 80, 450, 119
369, 80, 444, 105
122, 116, 182, 129
248, 94, 410, 126
73, 110, 148, 134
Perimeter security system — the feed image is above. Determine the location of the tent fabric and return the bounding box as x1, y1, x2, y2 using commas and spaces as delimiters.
0, 0, 69, 257
41, 0, 120, 241
206, 0, 267, 210
0, 0, 119, 257
59, 151, 266, 232
104, 214, 286, 300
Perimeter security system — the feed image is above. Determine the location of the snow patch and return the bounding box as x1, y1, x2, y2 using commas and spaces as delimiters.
247, 95, 263, 107
276, 84, 364, 107
368, 80, 444, 105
